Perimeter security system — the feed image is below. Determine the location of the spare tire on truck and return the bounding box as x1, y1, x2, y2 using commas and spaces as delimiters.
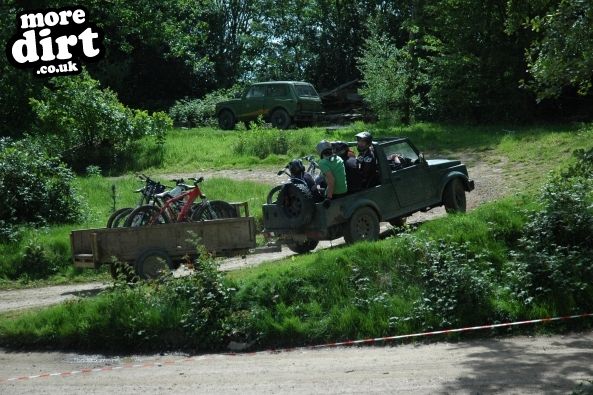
276, 183, 315, 228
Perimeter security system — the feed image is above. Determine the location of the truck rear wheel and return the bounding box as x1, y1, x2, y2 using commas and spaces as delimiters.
135, 249, 174, 279
344, 207, 380, 244
270, 109, 291, 129
443, 178, 467, 213
286, 239, 319, 254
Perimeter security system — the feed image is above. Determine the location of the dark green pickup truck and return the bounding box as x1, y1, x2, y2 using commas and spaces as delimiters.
262, 137, 475, 253
216, 81, 324, 130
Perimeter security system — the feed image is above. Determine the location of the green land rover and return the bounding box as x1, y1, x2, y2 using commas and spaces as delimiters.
216, 81, 324, 130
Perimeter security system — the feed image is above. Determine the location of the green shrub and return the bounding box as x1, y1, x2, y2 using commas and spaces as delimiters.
0, 138, 83, 242
169, 85, 244, 127
233, 123, 313, 159
508, 147, 593, 311
408, 240, 495, 329
29, 70, 171, 171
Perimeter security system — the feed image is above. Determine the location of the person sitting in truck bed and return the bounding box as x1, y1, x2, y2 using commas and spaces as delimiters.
355, 131, 379, 188
332, 141, 362, 193
316, 140, 347, 206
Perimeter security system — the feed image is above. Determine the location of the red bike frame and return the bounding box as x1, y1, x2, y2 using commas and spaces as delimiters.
151, 177, 206, 224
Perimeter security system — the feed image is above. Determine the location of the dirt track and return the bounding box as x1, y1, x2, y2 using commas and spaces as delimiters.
1, 332, 592, 393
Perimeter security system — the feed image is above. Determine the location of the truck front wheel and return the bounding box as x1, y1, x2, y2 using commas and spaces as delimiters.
344, 207, 380, 244
443, 178, 467, 213
218, 110, 236, 130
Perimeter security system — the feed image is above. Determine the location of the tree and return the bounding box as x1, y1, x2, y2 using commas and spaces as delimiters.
523, 0, 593, 99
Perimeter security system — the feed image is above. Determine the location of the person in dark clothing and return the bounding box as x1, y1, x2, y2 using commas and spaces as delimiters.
355, 131, 379, 188
288, 159, 315, 190
332, 141, 362, 193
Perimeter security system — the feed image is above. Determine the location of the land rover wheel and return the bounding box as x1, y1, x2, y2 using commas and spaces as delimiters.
443, 178, 467, 213
286, 239, 319, 254
218, 109, 235, 130
270, 108, 291, 129
344, 206, 380, 244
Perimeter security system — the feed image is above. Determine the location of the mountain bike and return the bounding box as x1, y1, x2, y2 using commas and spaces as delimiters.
124, 177, 236, 227
106, 174, 168, 228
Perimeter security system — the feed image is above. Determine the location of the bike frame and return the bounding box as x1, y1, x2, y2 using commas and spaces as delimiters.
149, 179, 208, 224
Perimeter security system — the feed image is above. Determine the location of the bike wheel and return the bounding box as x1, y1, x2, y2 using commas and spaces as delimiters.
106, 207, 132, 228
191, 200, 237, 221
124, 205, 169, 227
112, 207, 134, 228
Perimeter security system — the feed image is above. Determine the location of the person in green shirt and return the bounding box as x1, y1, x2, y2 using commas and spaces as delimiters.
316, 140, 347, 206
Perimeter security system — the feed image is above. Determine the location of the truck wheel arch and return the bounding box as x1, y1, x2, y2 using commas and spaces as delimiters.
343, 200, 382, 222
440, 172, 471, 197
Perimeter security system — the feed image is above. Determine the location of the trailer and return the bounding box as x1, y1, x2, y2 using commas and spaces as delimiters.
71, 203, 263, 278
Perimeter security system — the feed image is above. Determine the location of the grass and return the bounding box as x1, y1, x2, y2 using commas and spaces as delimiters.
1, 121, 592, 287
1, 193, 590, 352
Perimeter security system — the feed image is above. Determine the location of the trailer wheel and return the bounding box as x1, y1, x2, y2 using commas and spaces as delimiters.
286, 239, 319, 254
344, 206, 380, 244
135, 249, 174, 279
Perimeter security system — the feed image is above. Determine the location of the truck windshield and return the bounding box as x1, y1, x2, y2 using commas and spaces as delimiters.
295, 84, 319, 98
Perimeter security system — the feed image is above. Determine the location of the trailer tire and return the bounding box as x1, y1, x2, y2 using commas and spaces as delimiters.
277, 183, 314, 227
135, 249, 174, 279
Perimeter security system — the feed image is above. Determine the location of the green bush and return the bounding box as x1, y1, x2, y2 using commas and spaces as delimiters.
29, 70, 171, 171
509, 147, 593, 311
169, 85, 244, 127
410, 240, 495, 329
0, 138, 83, 242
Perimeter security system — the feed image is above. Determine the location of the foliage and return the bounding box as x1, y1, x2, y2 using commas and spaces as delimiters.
358, 34, 412, 122
29, 71, 171, 171
410, 240, 495, 329
508, 146, 593, 310
0, 138, 83, 242
522, 0, 593, 99
169, 85, 244, 127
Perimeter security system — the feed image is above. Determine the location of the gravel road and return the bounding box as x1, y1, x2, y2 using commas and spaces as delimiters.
1, 332, 592, 394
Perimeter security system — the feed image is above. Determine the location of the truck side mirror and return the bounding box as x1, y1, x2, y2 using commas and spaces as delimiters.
234, 92, 241, 99
419, 153, 428, 166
